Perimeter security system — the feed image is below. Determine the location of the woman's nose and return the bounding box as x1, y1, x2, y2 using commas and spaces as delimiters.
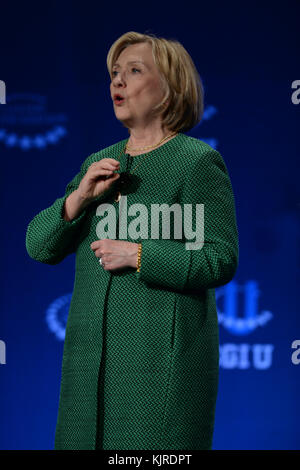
113, 72, 126, 87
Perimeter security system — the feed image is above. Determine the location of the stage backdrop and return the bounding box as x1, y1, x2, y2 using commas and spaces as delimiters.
0, 2, 299, 450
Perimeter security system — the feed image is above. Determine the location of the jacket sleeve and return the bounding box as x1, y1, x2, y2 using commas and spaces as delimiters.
136, 148, 239, 292
25, 156, 94, 265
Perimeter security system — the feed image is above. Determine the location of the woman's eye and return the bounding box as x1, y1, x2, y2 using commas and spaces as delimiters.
111, 68, 140, 78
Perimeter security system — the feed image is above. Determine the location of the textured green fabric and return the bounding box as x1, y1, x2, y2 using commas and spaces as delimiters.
25, 133, 239, 450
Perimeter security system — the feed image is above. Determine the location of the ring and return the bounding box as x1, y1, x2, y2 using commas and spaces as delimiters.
99, 258, 102, 265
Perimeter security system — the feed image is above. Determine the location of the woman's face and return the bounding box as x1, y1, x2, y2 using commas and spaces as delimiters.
110, 42, 166, 129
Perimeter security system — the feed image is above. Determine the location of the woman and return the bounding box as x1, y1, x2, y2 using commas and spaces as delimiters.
25, 31, 239, 450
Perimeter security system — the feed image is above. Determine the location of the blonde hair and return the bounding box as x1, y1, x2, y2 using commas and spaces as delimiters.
106, 31, 204, 133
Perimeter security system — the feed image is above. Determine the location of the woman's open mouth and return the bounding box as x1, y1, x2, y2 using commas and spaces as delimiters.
114, 94, 125, 105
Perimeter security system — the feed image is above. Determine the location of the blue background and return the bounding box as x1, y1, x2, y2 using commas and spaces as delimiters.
0, 1, 299, 450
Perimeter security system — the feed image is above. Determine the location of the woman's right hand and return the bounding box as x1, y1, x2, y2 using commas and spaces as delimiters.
77, 158, 120, 203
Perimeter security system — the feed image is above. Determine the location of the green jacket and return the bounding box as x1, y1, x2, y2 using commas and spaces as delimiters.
25, 133, 239, 450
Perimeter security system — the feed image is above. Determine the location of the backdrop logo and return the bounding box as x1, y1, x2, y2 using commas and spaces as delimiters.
45, 293, 72, 341
0, 81, 6, 104
193, 104, 218, 149
0, 92, 68, 150
216, 280, 273, 335
217, 280, 274, 370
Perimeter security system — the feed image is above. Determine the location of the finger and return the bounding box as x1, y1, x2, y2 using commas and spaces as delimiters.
102, 260, 116, 271
100, 159, 120, 170
90, 161, 120, 172
103, 158, 121, 166
104, 172, 120, 182
96, 169, 115, 176
91, 238, 118, 252
90, 169, 118, 180
103, 260, 125, 271
101, 162, 120, 171
95, 250, 104, 258
90, 241, 101, 250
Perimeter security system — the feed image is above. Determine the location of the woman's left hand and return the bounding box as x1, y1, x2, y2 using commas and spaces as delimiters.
90, 239, 139, 271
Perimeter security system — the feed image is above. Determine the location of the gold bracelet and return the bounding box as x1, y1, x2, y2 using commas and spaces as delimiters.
136, 243, 142, 272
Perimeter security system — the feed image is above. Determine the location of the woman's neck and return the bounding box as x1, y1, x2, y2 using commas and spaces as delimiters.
126, 126, 176, 156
